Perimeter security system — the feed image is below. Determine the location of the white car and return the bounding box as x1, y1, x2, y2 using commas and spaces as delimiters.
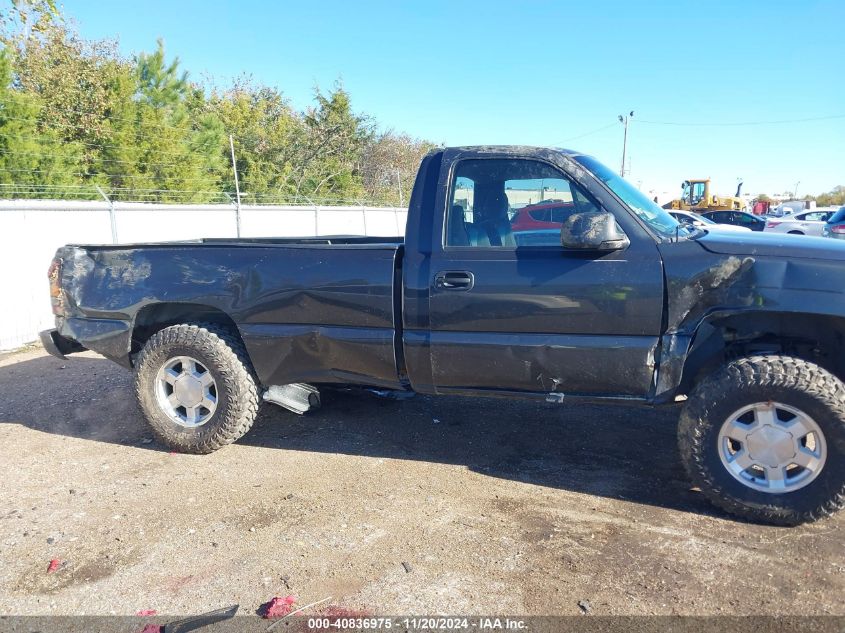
764, 209, 835, 236
669, 210, 752, 233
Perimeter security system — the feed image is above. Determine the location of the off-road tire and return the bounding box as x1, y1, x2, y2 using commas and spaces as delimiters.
679, 354, 845, 525
134, 323, 260, 454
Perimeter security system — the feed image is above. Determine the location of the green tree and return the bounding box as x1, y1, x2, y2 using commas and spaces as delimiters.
286, 83, 373, 203
0, 48, 81, 195
816, 186, 845, 207
107, 39, 225, 202
206, 77, 300, 201
360, 131, 437, 205
5, 16, 226, 201
9, 19, 126, 161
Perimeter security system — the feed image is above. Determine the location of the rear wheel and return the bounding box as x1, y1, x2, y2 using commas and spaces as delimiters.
134, 323, 260, 453
679, 355, 845, 525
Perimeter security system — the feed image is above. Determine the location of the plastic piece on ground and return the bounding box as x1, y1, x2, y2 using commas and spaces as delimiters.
261, 595, 297, 619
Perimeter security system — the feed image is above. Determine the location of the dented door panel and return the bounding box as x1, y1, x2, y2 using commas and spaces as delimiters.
429, 331, 657, 396
426, 246, 664, 396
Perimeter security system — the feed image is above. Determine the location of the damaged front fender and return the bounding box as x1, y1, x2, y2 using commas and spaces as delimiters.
653, 235, 845, 400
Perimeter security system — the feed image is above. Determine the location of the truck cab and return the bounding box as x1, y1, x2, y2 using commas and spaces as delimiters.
402, 147, 668, 399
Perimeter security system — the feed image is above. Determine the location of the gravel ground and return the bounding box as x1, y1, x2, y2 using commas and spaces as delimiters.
0, 345, 842, 618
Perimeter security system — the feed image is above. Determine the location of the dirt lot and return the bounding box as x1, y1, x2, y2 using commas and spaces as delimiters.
0, 345, 842, 618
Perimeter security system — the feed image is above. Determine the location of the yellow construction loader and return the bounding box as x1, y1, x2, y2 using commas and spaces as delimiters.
663, 179, 744, 212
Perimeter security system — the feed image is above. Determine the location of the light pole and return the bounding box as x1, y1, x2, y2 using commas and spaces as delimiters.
794, 181, 801, 200
618, 111, 634, 177
229, 134, 242, 237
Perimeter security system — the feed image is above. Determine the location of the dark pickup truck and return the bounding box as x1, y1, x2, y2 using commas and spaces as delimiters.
43, 146, 845, 525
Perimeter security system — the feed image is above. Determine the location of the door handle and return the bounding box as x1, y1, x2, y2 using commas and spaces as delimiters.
434, 271, 474, 291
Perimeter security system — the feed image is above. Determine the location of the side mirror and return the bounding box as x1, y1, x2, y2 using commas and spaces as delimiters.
561, 211, 630, 251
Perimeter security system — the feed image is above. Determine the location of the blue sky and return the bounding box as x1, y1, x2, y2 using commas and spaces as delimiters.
62, 0, 844, 200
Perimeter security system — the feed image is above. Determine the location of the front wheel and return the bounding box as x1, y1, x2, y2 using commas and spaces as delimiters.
134, 323, 260, 454
679, 355, 845, 525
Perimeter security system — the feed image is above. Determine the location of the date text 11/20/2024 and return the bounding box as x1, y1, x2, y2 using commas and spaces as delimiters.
306, 617, 527, 630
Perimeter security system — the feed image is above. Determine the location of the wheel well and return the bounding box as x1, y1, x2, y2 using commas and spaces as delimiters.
131, 303, 242, 357
679, 312, 845, 393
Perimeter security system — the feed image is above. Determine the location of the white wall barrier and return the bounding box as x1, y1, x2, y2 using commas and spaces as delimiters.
0, 200, 407, 350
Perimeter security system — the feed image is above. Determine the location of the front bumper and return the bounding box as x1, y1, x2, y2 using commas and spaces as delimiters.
39, 328, 87, 360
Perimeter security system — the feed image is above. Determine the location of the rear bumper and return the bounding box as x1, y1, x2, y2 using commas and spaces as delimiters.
39, 328, 87, 360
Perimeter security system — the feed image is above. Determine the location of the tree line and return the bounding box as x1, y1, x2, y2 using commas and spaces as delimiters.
812, 187, 845, 207
0, 1, 436, 205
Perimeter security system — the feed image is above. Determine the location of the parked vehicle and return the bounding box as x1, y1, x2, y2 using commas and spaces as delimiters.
773, 200, 815, 217
510, 200, 573, 232
42, 146, 845, 526
753, 200, 773, 215
509, 200, 574, 245
765, 209, 835, 236
668, 210, 751, 233
822, 206, 845, 240
701, 210, 766, 231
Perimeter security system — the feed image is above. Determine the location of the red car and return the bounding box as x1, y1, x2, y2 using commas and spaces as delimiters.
510, 199, 574, 232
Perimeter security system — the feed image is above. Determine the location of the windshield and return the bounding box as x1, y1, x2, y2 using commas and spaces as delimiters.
573, 154, 685, 238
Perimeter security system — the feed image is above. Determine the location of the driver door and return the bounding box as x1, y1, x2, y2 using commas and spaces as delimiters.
427, 156, 664, 397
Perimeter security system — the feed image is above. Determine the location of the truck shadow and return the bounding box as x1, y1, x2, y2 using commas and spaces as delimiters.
245, 387, 718, 518
0, 352, 719, 520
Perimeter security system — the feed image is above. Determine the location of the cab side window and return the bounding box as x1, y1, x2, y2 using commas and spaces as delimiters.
445, 159, 602, 247
804, 211, 829, 222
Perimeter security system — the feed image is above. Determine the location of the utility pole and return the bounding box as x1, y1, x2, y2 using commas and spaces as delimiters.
794, 180, 801, 200
618, 111, 634, 177
229, 134, 242, 237
396, 169, 404, 207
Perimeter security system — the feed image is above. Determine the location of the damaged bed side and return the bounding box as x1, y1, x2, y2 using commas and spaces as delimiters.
42, 239, 407, 397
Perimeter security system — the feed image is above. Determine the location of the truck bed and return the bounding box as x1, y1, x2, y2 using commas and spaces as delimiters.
55, 239, 406, 390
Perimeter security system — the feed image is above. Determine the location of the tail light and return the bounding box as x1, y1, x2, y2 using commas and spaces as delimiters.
831, 224, 845, 234
766, 220, 781, 228
47, 257, 64, 316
